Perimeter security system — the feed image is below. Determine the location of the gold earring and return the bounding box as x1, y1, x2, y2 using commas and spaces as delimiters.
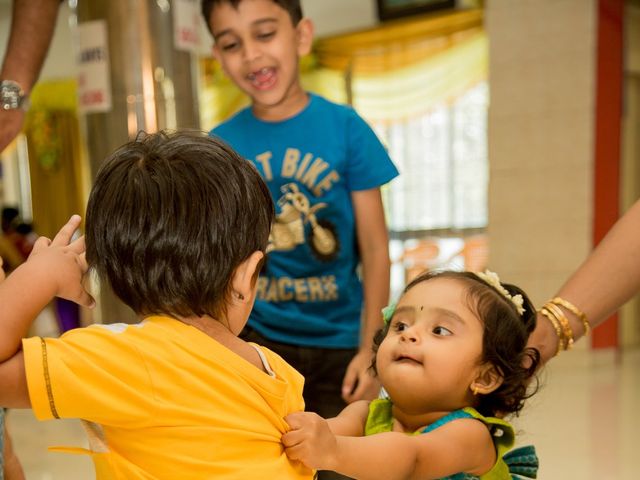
237, 292, 245, 301
473, 386, 479, 396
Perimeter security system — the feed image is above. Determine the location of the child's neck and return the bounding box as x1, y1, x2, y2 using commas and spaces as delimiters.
251, 87, 309, 122
181, 316, 268, 374
391, 406, 458, 433
182, 315, 233, 339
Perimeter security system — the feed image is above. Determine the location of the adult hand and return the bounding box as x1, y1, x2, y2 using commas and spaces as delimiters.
341, 350, 380, 403
526, 311, 560, 367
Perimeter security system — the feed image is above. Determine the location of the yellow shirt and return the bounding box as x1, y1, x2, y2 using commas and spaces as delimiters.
23, 316, 312, 480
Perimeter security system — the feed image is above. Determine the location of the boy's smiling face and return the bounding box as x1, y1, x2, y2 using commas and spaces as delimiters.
208, 0, 313, 121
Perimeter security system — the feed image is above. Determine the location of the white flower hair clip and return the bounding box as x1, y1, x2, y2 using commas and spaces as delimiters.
474, 270, 526, 316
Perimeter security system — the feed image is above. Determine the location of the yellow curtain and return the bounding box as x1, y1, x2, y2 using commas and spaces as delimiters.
24, 80, 89, 238
198, 58, 250, 129
314, 9, 483, 74
313, 8, 487, 122
351, 31, 486, 122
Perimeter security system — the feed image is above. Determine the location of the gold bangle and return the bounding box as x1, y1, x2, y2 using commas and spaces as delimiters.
544, 302, 574, 350
539, 307, 565, 356
550, 297, 590, 336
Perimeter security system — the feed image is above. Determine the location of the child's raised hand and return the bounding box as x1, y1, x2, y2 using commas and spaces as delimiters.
283, 412, 338, 471
27, 215, 94, 308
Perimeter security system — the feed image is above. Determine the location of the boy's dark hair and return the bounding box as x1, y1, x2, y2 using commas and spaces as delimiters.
372, 270, 540, 418
201, 0, 303, 34
85, 130, 274, 321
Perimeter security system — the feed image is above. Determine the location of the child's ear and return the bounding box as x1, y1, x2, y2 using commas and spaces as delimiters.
296, 18, 314, 57
231, 251, 264, 299
470, 364, 503, 395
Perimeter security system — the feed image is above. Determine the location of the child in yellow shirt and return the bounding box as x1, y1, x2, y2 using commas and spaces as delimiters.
0, 131, 313, 480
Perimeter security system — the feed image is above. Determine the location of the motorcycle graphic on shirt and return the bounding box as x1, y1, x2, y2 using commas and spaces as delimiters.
268, 183, 339, 262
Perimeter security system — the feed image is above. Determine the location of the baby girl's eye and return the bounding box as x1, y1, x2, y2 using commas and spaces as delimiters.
393, 321, 408, 332
433, 326, 453, 336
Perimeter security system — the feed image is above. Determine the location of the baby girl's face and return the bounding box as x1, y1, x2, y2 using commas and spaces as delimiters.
376, 278, 486, 414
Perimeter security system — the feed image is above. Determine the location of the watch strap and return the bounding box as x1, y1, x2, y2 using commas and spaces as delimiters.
1, 79, 30, 111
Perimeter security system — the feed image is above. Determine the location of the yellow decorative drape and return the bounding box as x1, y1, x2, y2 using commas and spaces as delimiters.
350, 30, 486, 122
313, 8, 486, 122
314, 9, 483, 74
24, 79, 89, 238
198, 58, 250, 129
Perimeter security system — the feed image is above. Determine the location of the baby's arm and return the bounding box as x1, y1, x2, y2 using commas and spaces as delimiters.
284, 415, 496, 480
0, 215, 93, 407
326, 399, 370, 436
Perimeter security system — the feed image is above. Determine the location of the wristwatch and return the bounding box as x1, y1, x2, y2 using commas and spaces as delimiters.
1, 80, 30, 111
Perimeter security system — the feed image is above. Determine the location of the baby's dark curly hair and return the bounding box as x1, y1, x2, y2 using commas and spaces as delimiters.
372, 270, 540, 418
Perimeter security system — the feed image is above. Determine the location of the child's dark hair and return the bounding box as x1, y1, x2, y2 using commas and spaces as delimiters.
85, 130, 274, 321
201, 0, 303, 33
372, 270, 540, 418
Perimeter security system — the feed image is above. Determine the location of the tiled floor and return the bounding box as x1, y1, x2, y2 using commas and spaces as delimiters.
513, 347, 640, 480
6, 347, 640, 479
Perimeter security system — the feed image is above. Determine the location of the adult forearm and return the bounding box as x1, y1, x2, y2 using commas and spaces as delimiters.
532, 200, 640, 363
2, 0, 60, 90
556, 199, 640, 332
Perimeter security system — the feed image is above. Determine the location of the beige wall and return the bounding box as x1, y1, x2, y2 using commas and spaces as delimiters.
486, 0, 597, 319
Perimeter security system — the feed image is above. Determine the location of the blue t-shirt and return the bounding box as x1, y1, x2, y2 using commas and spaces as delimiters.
211, 94, 398, 348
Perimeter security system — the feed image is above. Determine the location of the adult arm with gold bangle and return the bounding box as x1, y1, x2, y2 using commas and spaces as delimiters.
0, 0, 61, 153
529, 199, 640, 364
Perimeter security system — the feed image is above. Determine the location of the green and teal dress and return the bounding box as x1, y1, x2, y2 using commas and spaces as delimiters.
365, 399, 538, 480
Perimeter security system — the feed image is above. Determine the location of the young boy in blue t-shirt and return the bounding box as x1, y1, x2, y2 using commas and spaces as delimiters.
202, 3, 399, 468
